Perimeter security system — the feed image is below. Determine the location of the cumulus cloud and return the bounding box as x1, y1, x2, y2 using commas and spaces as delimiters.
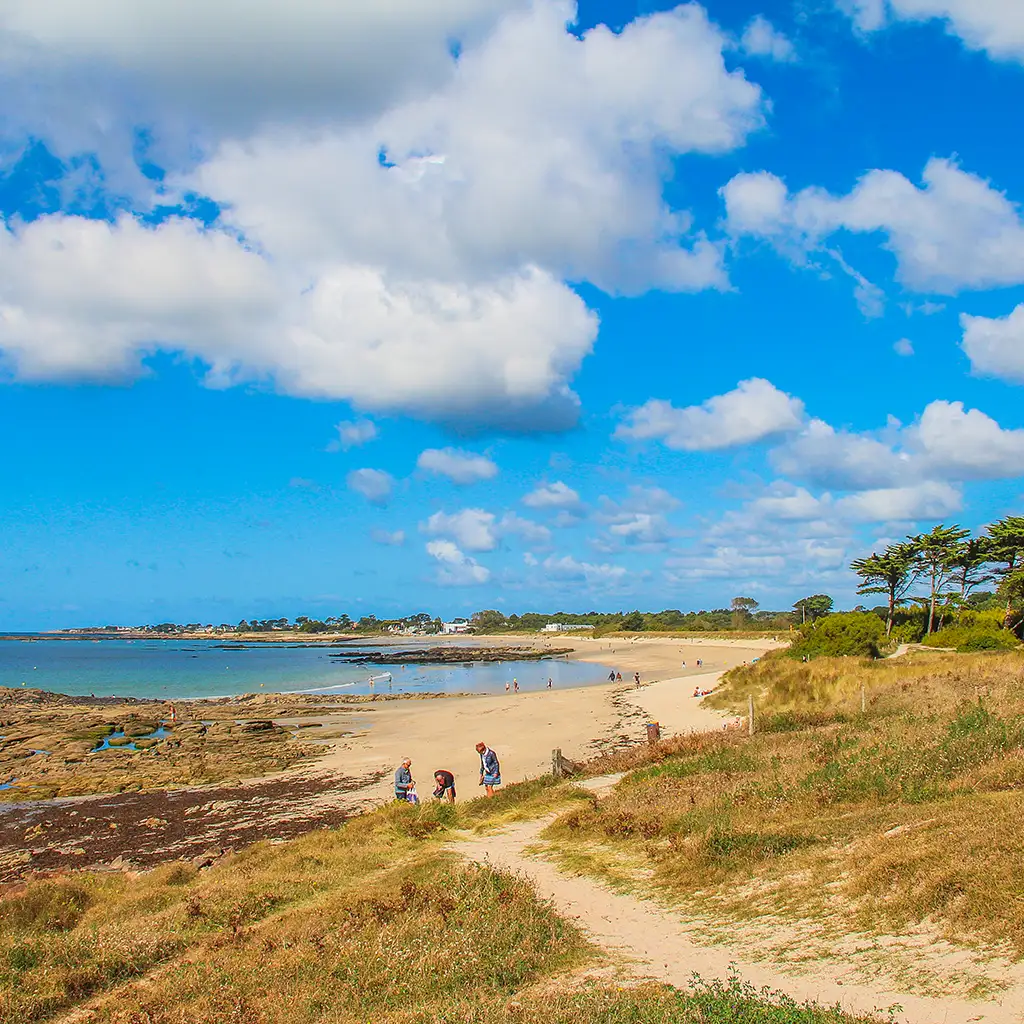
838, 1, 1024, 63
522, 481, 585, 516
330, 419, 378, 451
417, 447, 498, 484
0, 0, 523, 162
422, 508, 498, 551
540, 554, 628, 585
894, 338, 915, 356
961, 304, 1024, 384
772, 400, 1024, 489
347, 468, 394, 506
616, 378, 805, 451
740, 16, 796, 61
0, 2, 767, 428
833, 481, 962, 522
426, 539, 490, 585
722, 158, 1024, 294
499, 513, 552, 547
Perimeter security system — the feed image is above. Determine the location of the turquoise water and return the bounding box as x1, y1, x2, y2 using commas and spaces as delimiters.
0, 637, 611, 700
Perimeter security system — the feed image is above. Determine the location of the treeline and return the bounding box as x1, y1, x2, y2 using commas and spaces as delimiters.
470, 600, 797, 634
851, 516, 1024, 640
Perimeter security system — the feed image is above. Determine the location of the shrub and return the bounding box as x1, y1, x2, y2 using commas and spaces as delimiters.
923, 626, 1018, 652
787, 612, 885, 661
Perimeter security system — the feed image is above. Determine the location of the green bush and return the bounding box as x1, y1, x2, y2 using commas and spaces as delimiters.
922, 626, 1018, 652
787, 613, 885, 661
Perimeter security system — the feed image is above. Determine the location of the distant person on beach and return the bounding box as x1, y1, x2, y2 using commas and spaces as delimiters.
513, 678, 519, 693
616, 672, 622, 681
634, 672, 641, 688
697, 659, 703, 668
475, 742, 501, 796
394, 757, 414, 802
547, 678, 552, 689
608, 670, 615, 681
433, 769, 456, 803
505, 682, 510, 692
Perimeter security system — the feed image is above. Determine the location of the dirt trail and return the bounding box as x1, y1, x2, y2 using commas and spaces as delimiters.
454, 781, 1024, 1024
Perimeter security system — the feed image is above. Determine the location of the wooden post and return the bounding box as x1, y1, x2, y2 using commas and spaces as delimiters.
552, 748, 562, 778
861, 683, 866, 714
645, 722, 661, 746
748, 695, 755, 736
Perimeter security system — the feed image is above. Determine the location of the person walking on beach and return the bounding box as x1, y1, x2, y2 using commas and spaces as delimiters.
513, 678, 519, 693
476, 741, 501, 796
634, 671, 641, 689
433, 769, 456, 803
608, 670, 615, 681
547, 677, 552, 689
394, 757, 414, 802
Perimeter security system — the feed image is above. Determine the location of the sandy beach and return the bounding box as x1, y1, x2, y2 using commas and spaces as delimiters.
298, 634, 783, 803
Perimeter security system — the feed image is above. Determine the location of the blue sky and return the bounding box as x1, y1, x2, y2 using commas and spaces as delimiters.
2, 0, 1024, 628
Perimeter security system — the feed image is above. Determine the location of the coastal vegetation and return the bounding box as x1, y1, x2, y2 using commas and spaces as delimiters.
1, 786, 875, 1024
544, 649, 1024, 977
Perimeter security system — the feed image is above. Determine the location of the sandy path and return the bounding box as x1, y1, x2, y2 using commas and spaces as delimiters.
455, 805, 1024, 1024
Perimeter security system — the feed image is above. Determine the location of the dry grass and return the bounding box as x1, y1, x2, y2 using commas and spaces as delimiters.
546, 650, 1024, 959
0, 793, 876, 1024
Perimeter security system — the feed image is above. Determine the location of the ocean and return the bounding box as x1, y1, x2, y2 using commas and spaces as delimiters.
0, 637, 613, 701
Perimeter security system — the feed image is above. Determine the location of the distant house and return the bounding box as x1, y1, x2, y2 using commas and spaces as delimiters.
541, 623, 595, 632
442, 618, 471, 634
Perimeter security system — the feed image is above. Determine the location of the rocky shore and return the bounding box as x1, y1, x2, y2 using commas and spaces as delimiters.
327, 644, 573, 664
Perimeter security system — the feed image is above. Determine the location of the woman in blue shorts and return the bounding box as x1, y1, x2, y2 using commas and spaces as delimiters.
475, 741, 501, 796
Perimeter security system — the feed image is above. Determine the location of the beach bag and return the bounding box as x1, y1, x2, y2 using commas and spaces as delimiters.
406, 784, 419, 805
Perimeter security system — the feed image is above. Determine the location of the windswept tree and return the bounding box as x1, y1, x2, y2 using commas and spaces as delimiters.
793, 594, 833, 624
731, 596, 759, 629
909, 524, 970, 635
986, 515, 1024, 630
851, 543, 919, 636
948, 538, 995, 622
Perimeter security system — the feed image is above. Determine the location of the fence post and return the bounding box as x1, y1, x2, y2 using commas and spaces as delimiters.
552, 748, 562, 778
748, 695, 755, 736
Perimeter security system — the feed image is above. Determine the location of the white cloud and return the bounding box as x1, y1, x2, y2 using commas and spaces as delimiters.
426, 539, 490, 585
423, 508, 498, 552
522, 480, 584, 515
371, 529, 406, 546
961, 305, 1024, 384
330, 419, 378, 451
772, 400, 1024, 490
540, 554, 628, 585
0, 1, 522, 156
838, 1, 1024, 63
914, 400, 1024, 479
616, 378, 805, 451
417, 447, 498, 484
607, 513, 673, 546
499, 513, 552, 547
834, 481, 962, 522
347, 468, 394, 506
894, 338, 915, 356
723, 158, 1024, 294
0, 2, 768, 428
740, 16, 796, 62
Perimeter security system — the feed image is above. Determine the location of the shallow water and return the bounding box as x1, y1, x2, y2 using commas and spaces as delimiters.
0, 637, 613, 700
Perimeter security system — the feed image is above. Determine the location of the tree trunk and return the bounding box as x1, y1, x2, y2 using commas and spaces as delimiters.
927, 567, 937, 635
886, 589, 895, 636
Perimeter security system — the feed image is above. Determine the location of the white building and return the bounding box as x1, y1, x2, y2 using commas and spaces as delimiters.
541, 623, 595, 632
442, 618, 471, 634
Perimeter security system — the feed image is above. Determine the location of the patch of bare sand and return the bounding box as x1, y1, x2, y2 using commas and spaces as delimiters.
300, 637, 770, 804
455, 811, 1024, 1024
